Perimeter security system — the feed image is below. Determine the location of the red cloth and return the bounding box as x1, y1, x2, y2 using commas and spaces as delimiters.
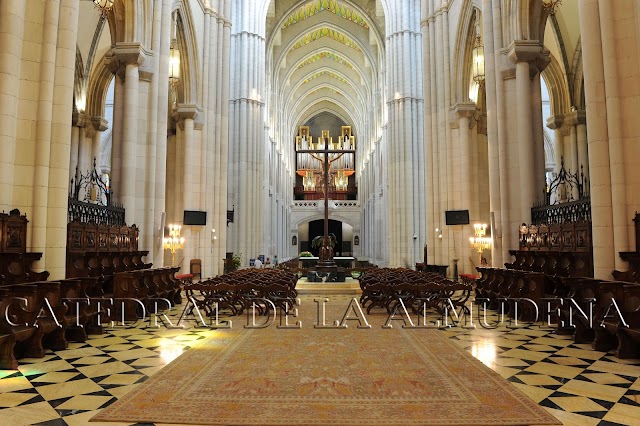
175, 273, 193, 280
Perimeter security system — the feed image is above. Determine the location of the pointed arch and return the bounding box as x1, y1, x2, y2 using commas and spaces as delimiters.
171, 1, 201, 106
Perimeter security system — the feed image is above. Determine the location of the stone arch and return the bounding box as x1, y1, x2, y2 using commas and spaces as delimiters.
295, 213, 356, 230
86, 63, 115, 120
103, 0, 153, 45
451, 0, 483, 104
172, 1, 201, 106
297, 107, 354, 136
290, 89, 363, 135
74, 46, 85, 112
541, 54, 571, 116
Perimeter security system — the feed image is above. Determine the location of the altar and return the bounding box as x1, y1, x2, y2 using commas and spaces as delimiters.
299, 256, 355, 269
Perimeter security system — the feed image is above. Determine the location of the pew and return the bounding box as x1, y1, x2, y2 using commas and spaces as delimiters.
615, 285, 640, 358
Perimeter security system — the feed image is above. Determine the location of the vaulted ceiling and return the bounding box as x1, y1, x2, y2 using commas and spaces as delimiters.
266, 0, 386, 151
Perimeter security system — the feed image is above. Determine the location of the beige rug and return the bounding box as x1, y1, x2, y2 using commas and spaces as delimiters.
92, 298, 560, 425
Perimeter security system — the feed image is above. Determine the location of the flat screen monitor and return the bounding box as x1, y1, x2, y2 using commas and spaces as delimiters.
183, 210, 207, 226
445, 210, 470, 225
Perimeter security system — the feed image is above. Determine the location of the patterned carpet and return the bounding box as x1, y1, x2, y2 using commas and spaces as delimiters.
92, 298, 560, 425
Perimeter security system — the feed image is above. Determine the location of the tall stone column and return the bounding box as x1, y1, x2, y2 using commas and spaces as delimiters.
421, 1, 436, 266
153, 0, 172, 268
546, 115, 564, 202
105, 43, 144, 225
91, 117, 108, 175
0, 0, 25, 210
78, 123, 92, 176
455, 103, 477, 274
229, 5, 265, 265
508, 41, 544, 222
69, 119, 80, 184
110, 75, 124, 199
576, 113, 589, 179
578, 0, 615, 277
386, 6, 425, 267
481, 0, 503, 267
176, 105, 198, 273
46, 0, 80, 279
31, 0, 60, 263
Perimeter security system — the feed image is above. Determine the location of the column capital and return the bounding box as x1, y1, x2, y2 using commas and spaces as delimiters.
104, 42, 146, 78
72, 111, 90, 128
452, 102, 477, 119
545, 114, 564, 130
84, 125, 97, 139
91, 116, 109, 132
172, 104, 202, 130
564, 109, 586, 126
507, 40, 543, 63
507, 40, 549, 76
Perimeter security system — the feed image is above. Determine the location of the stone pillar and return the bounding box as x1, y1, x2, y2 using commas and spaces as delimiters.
153, 0, 172, 269
481, 0, 503, 267
46, 0, 80, 279
30, 0, 60, 261
576, 114, 589, 179
0, 0, 25, 210
110, 75, 124, 199
229, 7, 265, 265
546, 115, 564, 202
105, 43, 144, 225
69, 116, 80, 184
564, 111, 581, 173
176, 105, 198, 274
78, 122, 92, 177
455, 102, 477, 274
384, 2, 427, 267
91, 117, 108, 175
578, 0, 615, 277
508, 41, 544, 221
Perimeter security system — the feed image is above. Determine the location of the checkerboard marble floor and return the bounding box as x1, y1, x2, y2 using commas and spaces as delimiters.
1, 294, 639, 425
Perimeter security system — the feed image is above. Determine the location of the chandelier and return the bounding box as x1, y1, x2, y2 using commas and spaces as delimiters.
163, 224, 185, 267
469, 223, 491, 265
471, 14, 484, 84
169, 41, 180, 87
541, 0, 562, 15
93, 0, 114, 16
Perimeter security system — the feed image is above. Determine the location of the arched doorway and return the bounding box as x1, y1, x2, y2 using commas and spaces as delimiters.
298, 219, 354, 257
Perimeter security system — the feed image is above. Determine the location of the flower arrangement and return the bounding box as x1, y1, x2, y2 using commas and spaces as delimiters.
299, 251, 313, 258
224, 253, 242, 273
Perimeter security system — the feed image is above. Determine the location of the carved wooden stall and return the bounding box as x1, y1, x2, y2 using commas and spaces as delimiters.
0, 210, 49, 285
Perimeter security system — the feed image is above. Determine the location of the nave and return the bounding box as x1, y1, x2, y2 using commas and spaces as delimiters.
0, 290, 639, 425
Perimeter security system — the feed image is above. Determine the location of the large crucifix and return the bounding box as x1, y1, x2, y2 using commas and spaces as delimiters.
297, 130, 355, 271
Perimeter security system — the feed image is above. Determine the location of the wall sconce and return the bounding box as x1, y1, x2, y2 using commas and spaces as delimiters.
163, 224, 185, 267
435, 228, 443, 239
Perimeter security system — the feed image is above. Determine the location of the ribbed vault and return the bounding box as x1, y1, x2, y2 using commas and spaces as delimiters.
265, 0, 386, 184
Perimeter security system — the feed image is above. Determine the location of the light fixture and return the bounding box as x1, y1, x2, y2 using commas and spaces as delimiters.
163, 224, 185, 267
169, 41, 180, 88
303, 170, 316, 191
471, 15, 485, 84
541, 0, 562, 15
469, 223, 491, 266
93, 0, 114, 17
334, 170, 348, 191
